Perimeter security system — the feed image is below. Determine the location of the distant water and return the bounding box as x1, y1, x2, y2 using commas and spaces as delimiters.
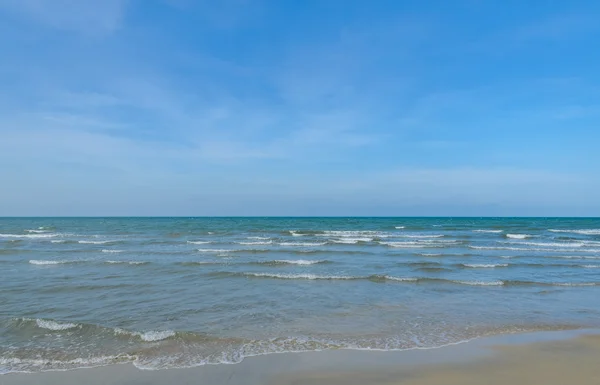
1, 217, 600, 373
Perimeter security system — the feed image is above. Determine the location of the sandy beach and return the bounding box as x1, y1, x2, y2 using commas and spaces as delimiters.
2, 329, 599, 385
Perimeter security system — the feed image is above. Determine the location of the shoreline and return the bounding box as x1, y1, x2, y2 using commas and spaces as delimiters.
3, 328, 599, 385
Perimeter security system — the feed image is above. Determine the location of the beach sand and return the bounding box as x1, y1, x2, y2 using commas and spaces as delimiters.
2, 330, 599, 385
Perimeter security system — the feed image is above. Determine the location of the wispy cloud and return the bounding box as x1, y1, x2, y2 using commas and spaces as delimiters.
0, 1, 598, 215
0, 0, 130, 35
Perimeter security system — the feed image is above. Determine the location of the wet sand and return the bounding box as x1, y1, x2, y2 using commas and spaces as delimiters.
2, 329, 599, 385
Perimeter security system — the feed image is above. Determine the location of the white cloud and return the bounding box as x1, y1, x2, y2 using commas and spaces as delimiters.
0, 0, 129, 35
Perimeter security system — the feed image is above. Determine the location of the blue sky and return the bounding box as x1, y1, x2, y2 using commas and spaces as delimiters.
1, 0, 599, 216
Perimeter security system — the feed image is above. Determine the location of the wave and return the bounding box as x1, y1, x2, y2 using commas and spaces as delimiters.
581, 265, 600, 268
319, 231, 390, 238
177, 261, 223, 266
406, 261, 442, 267
101, 249, 123, 253
505, 234, 532, 239
473, 230, 503, 233
381, 241, 453, 248
279, 242, 327, 247
219, 272, 501, 285
187, 241, 212, 245
248, 236, 271, 240
0, 327, 570, 375
220, 272, 600, 287
414, 267, 452, 273
238, 241, 273, 245
330, 238, 372, 244
547, 255, 600, 260
461, 263, 508, 268
289, 231, 304, 236
105, 261, 149, 265
549, 229, 600, 235
78, 240, 115, 245
395, 226, 405, 229
35, 319, 80, 331
25, 229, 49, 234
251, 260, 329, 266
418, 253, 443, 257
468, 246, 600, 252
114, 328, 176, 342
0, 233, 63, 239
399, 234, 445, 239
454, 280, 505, 286
11, 318, 176, 342
14, 318, 81, 331
503, 241, 586, 248
239, 272, 356, 280
197, 249, 233, 253
29, 260, 78, 265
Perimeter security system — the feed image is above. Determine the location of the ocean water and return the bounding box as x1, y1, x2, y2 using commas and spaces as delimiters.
1, 217, 600, 373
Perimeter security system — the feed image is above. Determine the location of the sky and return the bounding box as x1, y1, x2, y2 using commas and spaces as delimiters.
0, 0, 599, 216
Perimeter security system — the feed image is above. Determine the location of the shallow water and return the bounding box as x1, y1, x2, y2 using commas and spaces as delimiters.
1, 217, 599, 373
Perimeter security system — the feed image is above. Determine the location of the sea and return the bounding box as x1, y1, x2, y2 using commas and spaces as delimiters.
1, 217, 600, 374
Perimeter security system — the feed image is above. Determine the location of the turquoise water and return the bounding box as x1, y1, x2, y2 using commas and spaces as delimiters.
1, 217, 600, 373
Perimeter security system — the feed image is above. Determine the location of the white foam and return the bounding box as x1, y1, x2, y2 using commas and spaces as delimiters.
238, 241, 273, 245
35, 319, 79, 331
381, 241, 450, 248
197, 249, 231, 253
248, 237, 270, 240
506, 234, 532, 239
399, 234, 445, 239
383, 276, 418, 282
140, 330, 176, 342
187, 241, 211, 245
549, 229, 600, 235
395, 226, 405, 229
0, 355, 134, 374
505, 241, 585, 248
462, 263, 508, 268
330, 238, 372, 244
581, 265, 600, 268
25, 229, 49, 233
381, 242, 427, 248
289, 231, 304, 236
114, 328, 175, 341
244, 272, 353, 280
79, 240, 113, 245
0, 233, 62, 239
320, 231, 387, 238
279, 242, 327, 247
272, 260, 324, 265
420, 253, 442, 257
551, 255, 600, 260
50, 240, 67, 244
106, 260, 147, 265
453, 280, 504, 286
469, 246, 600, 252
29, 260, 72, 265
101, 249, 123, 253
473, 230, 503, 233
